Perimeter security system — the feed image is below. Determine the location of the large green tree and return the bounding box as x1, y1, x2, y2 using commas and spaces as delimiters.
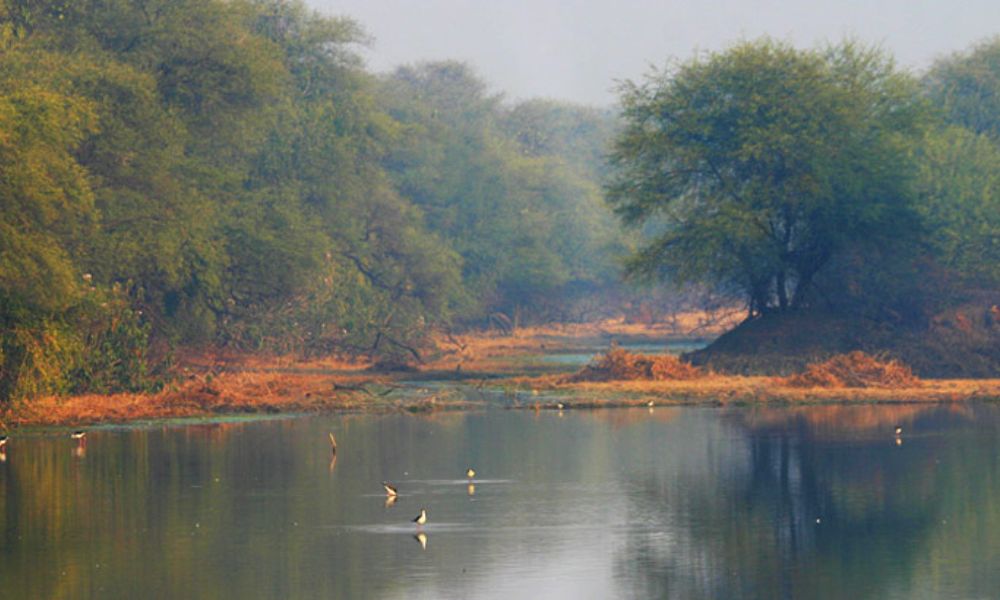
608, 40, 928, 315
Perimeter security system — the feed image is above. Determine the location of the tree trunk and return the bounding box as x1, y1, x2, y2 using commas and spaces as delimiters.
776, 270, 788, 311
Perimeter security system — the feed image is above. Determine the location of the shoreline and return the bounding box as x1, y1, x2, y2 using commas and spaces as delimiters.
4, 319, 1000, 428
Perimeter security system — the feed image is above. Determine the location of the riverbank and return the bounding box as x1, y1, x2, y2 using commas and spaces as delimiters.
511, 374, 1000, 407
4, 315, 1000, 428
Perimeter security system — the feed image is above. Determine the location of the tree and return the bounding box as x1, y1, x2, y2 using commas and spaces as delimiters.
913, 126, 1000, 288
607, 40, 928, 315
924, 36, 1000, 141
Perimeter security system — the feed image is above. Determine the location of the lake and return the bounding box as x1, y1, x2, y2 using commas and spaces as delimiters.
2, 403, 998, 599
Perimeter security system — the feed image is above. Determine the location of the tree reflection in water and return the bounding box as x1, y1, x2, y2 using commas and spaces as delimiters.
614, 404, 1000, 599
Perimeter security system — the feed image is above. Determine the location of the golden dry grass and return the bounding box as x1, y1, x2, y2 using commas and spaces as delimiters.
565, 348, 701, 382
426, 311, 739, 373
522, 372, 1000, 406
3, 365, 485, 427
783, 351, 919, 388
6, 314, 999, 428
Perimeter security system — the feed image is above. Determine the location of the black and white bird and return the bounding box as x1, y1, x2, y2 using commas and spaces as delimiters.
383, 481, 399, 497
413, 508, 427, 526
894, 425, 903, 436
465, 467, 476, 479
71, 431, 86, 440
0, 435, 8, 448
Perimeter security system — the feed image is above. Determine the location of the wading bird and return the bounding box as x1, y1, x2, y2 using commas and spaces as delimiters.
383, 482, 399, 497
328, 432, 338, 452
413, 508, 427, 526
894, 425, 903, 436
0, 435, 8, 449
466, 467, 476, 479
71, 431, 86, 440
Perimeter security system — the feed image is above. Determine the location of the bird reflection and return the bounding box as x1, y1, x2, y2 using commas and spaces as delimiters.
413, 532, 428, 550
0, 448, 6, 463
328, 451, 338, 473
895, 437, 903, 447
384, 495, 398, 508
467, 483, 476, 496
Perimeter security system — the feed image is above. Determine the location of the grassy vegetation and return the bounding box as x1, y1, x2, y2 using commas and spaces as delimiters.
6, 320, 998, 428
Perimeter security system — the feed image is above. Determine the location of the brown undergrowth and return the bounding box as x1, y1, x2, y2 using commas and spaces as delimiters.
783, 351, 919, 388
3, 368, 477, 428
565, 348, 702, 382
427, 312, 739, 373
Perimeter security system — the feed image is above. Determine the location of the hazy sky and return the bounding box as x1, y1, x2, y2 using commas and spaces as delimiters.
309, 0, 1000, 106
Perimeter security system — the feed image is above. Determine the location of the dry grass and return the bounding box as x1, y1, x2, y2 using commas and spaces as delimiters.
783, 351, 919, 388
5, 370, 370, 427
523, 373, 1000, 406
0, 366, 485, 428
8, 314, 999, 429
565, 348, 702, 382
426, 311, 738, 373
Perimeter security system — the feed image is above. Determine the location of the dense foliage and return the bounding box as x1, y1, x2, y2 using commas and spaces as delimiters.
609, 38, 999, 321
2, 0, 998, 401
0, 0, 624, 400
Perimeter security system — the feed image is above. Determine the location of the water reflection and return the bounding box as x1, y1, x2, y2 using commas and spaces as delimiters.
414, 531, 428, 550
0, 405, 998, 599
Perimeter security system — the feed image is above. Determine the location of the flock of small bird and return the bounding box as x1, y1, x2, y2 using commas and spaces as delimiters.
329, 431, 473, 534
0, 430, 88, 461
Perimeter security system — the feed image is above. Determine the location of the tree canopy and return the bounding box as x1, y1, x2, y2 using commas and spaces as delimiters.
0, 0, 625, 400
607, 40, 929, 315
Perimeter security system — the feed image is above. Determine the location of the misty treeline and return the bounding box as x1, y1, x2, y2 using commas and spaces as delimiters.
0, 0, 631, 400
2, 1, 999, 401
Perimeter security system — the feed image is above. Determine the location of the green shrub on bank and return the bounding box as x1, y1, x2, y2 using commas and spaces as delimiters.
0, 285, 163, 403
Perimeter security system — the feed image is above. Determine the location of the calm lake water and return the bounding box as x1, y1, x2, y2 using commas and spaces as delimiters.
2, 403, 999, 599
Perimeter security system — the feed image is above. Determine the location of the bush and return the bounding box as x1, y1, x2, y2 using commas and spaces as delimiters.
567, 348, 702, 382
783, 351, 919, 388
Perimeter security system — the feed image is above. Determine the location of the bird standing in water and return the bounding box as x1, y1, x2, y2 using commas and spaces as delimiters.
894, 425, 903, 436
382, 482, 399, 497
413, 508, 427, 526
466, 467, 476, 480
0, 435, 8, 449
71, 431, 86, 440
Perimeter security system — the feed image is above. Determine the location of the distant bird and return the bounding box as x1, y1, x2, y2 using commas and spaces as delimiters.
382, 481, 399, 497
894, 425, 903, 436
647, 401, 655, 408
556, 402, 564, 411
328, 432, 338, 452
465, 467, 476, 479
71, 431, 86, 440
413, 508, 427, 526
0, 435, 8, 448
